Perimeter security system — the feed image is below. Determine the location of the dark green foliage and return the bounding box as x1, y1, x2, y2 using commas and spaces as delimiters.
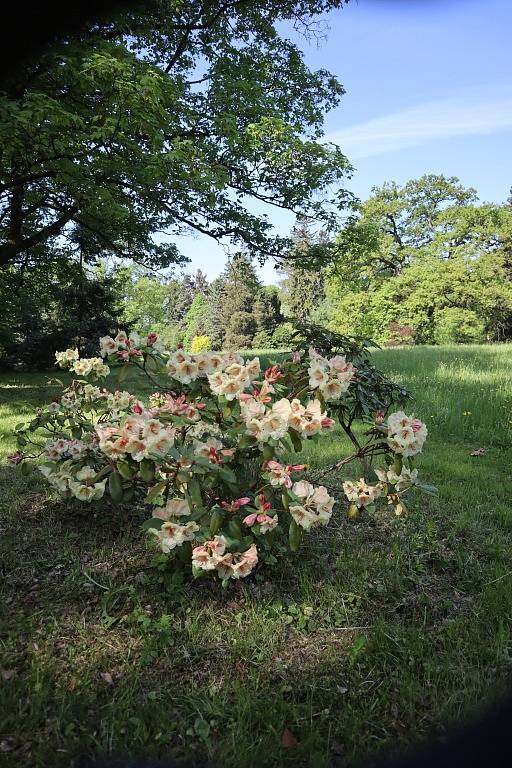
0, 0, 351, 271
280, 219, 328, 323
0, 258, 124, 369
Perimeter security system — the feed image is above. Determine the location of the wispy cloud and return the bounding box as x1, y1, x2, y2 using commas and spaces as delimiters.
325, 94, 512, 159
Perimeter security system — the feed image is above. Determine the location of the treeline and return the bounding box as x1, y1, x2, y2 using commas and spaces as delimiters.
119, 253, 294, 352
2, 173, 512, 370
284, 174, 512, 346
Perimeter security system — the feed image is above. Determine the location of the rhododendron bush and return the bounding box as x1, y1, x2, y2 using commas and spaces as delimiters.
10, 325, 436, 585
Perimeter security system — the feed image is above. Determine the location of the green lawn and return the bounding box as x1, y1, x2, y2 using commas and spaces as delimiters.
1, 344, 512, 767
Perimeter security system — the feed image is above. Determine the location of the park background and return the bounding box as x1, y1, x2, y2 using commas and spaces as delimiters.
1, 1, 512, 766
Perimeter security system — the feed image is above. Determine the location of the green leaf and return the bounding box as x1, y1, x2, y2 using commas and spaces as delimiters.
289, 518, 302, 552
187, 477, 203, 507
288, 428, 303, 453
237, 434, 258, 450
216, 467, 237, 485
194, 718, 210, 741
349, 633, 368, 665
146, 481, 167, 504
117, 364, 130, 383
108, 471, 124, 503
142, 517, 164, 531
228, 518, 243, 539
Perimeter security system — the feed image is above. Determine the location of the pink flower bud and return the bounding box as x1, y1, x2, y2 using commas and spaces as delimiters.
264, 365, 283, 383
147, 332, 158, 346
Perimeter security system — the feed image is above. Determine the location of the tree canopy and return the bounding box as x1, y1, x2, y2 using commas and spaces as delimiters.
324, 175, 512, 344
0, 0, 352, 270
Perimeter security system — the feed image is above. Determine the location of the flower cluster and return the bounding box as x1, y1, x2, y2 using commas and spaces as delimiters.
99, 330, 159, 360
341, 410, 431, 516
192, 536, 259, 580
342, 478, 382, 509
96, 413, 175, 462
165, 349, 252, 388
289, 480, 335, 530
308, 348, 357, 401
207, 358, 261, 399
13, 329, 434, 585
38, 462, 107, 501
386, 411, 428, 457
55, 350, 110, 380
264, 460, 307, 489
240, 395, 333, 444
374, 465, 418, 492
44, 438, 88, 461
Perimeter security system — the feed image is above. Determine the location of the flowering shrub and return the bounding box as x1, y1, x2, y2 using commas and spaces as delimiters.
10, 326, 435, 585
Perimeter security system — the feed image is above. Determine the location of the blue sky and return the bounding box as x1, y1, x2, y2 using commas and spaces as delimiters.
172, 0, 512, 284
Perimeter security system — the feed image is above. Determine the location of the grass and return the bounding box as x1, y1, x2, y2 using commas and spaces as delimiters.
1, 344, 512, 767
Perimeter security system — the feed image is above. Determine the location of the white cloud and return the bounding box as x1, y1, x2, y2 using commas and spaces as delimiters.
325, 94, 512, 159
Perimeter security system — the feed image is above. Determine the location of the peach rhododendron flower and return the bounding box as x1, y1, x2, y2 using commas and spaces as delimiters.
215, 543, 258, 580
192, 536, 228, 571
221, 497, 251, 513
149, 521, 199, 553
387, 411, 427, 457
343, 479, 382, 508
243, 512, 278, 533
153, 498, 191, 520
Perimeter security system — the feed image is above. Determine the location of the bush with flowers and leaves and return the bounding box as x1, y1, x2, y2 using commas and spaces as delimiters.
9, 324, 436, 585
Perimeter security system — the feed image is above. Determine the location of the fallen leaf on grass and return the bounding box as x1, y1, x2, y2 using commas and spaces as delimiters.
470, 448, 487, 456
100, 671, 114, 685
281, 729, 299, 749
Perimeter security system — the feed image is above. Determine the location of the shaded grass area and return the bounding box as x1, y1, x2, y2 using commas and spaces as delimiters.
1, 344, 512, 767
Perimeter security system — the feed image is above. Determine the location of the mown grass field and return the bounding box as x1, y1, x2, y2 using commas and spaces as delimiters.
1, 344, 512, 767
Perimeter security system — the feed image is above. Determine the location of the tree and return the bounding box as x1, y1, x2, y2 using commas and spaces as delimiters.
192, 269, 209, 296
251, 285, 283, 347
204, 276, 227, 349
0, 257, 123, 369
326, 176, 512, 344
280, 219, 328, 322
219, 252, 261, 349
0, 0, 351, 271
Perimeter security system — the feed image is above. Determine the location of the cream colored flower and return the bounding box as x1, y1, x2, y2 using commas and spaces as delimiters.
149, 521, 199, 553
192, 535, 227, 571
308, 364, 329, 389
99, 336, 117, 357
245, 357, 261, 379
153, 498, 191, 520
174, 359, 199, 384
320, 378, 344, 401
343, 478, 381, 508
289, 504, 317, 531
221, 378, 244, 400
